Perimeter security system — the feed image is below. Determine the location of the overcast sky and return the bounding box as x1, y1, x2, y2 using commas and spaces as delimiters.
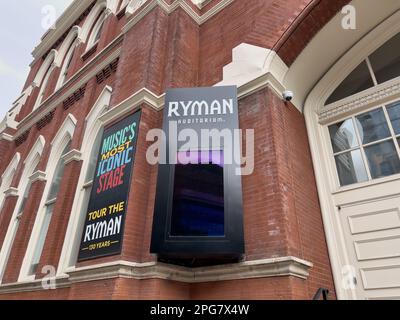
0, 0, 73, 120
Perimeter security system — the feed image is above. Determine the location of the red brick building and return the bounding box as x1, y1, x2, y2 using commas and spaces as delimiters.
0, 0, 400, 300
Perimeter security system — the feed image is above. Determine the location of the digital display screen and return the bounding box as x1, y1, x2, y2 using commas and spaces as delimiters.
170, 150, 224, 237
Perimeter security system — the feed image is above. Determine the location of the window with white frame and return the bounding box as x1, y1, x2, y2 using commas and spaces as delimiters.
326, 32, 400, 105
0, 140, 42, 282
87, 10, 106, 49
329, 101, 400, 186
326, 31, 400, 187
58, 38, 77, 87
28, 141, 71, 276
34, 64, 53, 110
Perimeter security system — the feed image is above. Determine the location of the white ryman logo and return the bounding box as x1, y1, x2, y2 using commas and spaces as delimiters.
146, 93, 254, 176
167, 99, 234, 117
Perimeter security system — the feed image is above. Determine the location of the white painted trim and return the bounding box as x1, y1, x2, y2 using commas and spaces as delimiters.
319, 76, 400, 124
3, 188, 18, 198
99, 88, 164, 124
32, 50, 59, 88
55, 32, 82, 91
217, 43, 288, 102
302, 2, 400, 300
0, 134, 13, 142
54, 26, 83, 68
191, 0, 212, 9
86, 12, 107, 49
0, 153, 21, 213
0, 136, 45, 284
19, 116, 77, 282
81, 0, 119, 45
28, 171, 47, 183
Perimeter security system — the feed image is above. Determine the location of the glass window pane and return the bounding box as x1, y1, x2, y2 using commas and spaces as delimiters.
47, 142, 70, 201
85, 128, 104, 183
329, 119, 359, 153
364, 141, 400, 179
94, 20, 104, 43
170, 150, 224, 237
356, 108, 391, 144
335, 150, 368, 186
29, 204, 54, 275
18, 181, 32, 214
369, 33, 400, 84
325, 61, 374, 105
387, 101, 400, 135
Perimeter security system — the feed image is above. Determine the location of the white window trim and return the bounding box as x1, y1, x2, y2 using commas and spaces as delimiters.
18, 115, 77, 282
87, 13, 107, 51
55, 30, 82, 91
0, 136, 45, 284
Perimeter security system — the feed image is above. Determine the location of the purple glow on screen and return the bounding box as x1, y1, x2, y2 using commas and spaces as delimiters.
177, 150, 224, 167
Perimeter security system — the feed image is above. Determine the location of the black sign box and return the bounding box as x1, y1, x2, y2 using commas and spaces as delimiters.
151, 86, 245, 262
78, 111, 141, 261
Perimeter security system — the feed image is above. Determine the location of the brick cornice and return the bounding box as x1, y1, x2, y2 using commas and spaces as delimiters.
275, 0, 352, 66
123, 0, 236, 33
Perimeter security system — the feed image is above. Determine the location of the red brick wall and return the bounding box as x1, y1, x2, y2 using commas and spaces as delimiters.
0, 0, 343, 299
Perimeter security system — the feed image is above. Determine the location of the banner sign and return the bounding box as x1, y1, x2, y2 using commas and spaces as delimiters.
78, 111, 141, 261
151, 86, 244, 260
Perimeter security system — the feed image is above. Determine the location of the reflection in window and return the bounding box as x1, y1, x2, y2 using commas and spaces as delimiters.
356, 108, 391, 144
334, 150, 368, 186
34, 64, 53, 110
170, 150, 224, 237
364, 141, 400, 179
329, 119, 359, 153
329, 103, 400, 186
387, 101, 400, 135
325, 31, 400, 105
87, 11, 106, 48
60, 40, 76, 86
29, 142, 71, 276
369, 33, 400, 84
326, 61, 374, 105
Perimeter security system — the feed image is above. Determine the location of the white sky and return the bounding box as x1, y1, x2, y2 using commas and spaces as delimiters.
0, 1, 73, 119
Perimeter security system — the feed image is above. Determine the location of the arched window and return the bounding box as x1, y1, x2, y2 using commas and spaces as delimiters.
57, 38, 77, 88
0, 153, 20, 212
0, 136, 45, 283
28, 141, 71, 276
19, 115, 76, 281
326, 31, 400, 186
34, 64, 53, 110
87, 10, 106, 48
57, 87, 111, 274
326, 32, 400, 105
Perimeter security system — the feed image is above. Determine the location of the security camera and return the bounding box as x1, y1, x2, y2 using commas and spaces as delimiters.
282, 90, 293, 102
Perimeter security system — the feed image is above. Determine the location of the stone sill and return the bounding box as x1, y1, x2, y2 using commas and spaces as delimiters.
0, 256, 312, 295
